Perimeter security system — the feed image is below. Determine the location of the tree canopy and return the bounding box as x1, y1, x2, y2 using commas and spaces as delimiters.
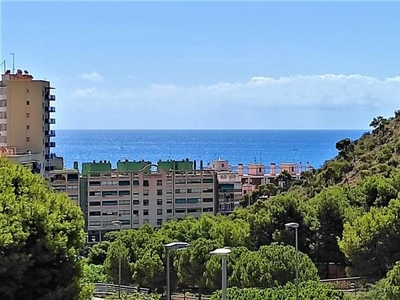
0, 158, 85, 300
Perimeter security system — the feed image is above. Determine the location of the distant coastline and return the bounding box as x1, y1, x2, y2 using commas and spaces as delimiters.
53, 129, 366, 170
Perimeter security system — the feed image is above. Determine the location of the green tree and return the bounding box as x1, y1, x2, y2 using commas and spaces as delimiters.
0, 158, 85, 300
338, 199, 400, 279
229, 244, 319, 288
309, 186, 348, 278
104, 240, 132, 285
175, 238, 221, 297
88, 241, 110, 265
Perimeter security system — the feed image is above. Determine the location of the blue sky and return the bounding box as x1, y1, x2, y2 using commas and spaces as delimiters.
1, 1, 400, 129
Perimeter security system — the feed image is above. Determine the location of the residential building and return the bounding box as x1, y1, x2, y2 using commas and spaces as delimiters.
81, 159, 217, 242
0, 69, 56, 178
211, 159, 242, 213
49, 167, 80, 205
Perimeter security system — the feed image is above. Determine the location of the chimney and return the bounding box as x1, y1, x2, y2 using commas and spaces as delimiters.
238, 164, 243, 176
270, 163, 276, 176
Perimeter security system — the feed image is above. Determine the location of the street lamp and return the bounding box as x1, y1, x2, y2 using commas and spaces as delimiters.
164, 242, 190, 300
285, 222, 299, 300
112, 220, 122, 299
210, 247, 232, 300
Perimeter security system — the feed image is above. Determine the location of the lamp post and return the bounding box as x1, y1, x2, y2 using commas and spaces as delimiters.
112, 220, 122, 299
210, 247, 232, 300
164, 242, 190, 300
285, 222, 299, 300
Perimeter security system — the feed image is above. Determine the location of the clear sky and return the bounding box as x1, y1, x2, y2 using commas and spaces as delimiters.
1, 1, 400, 129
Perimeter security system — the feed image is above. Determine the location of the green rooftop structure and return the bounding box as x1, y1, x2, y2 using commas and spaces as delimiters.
82, 160, 112, 176
157, 159, 194, 172
117, 160, 152, 174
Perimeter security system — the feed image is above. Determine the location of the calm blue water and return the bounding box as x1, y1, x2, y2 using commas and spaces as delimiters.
53, 130, 366, 170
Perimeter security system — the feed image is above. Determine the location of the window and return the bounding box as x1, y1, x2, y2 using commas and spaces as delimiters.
89, 221, 101, 227
203, 198, 213, 203
143, 219, 149, 223
203, 207, 214, 212
157, 180, 162, 186
143, 209, 149, 216
166, 189, 172, 194
133, 180, 139, 186
119, 180, 130, 186
175, 208, 186, 214
187, 208, 201, 213
157, 219, 163, 226
89, 211, 101, 216
157, 199, 163, 205
203, 178, 213, 183
102, 200, 118, 206
187, 189, 192, 193
102, 211, 117, 216
157, 189, 162, 195
203, 188, 213, 193
121, 220, 130, 225
175, 189, 181, 194
222, 163, 224, 167
119, 190, 130, 196
259, 167, 262, 173
143, 199, 149, 206
119, 200, 130, 206
133, 200, 140, 205
0, 136, 7, 143
89, 201, 101, 206
26, 89, 30, 93
175, 179, 186, 184
133, 210, 139, 216
187, 198, 199, 204
0, 112, 7, 119
175, 198, 186, 204
26, 113, 30, 118
26, 100, 30, 105
167, 209, 172, 214
89, 181, 101, 186
102, 191, 118, 197
187, 179, 201, 184
157, 209, 163, 215
89, 191, 101, 197
143, 190, 149, 196
0, 124, 6, 131
26, 137, 30, 142
119, 210, 130, 215
143, 180, 149, 186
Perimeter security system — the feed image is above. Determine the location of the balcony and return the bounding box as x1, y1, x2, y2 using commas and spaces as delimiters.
45, 130, 56, 137
45, 142, 56, 148
45, 118, 56, 124
45, 153, 56, 159
45, 106, 56, 113
45, 94, 56, 101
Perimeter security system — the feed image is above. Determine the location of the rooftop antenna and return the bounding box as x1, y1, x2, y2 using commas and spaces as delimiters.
0, 60, 5, 73
9, 53, 15, 74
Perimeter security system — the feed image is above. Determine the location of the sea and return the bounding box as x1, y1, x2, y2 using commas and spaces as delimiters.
53, 130, 366, 170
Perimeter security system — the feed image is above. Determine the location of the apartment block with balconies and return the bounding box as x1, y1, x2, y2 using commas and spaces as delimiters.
49, 169, 80, 205
0, 69, 56, 178
82, 159, 217, 242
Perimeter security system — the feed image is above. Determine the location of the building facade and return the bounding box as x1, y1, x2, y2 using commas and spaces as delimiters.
79, 159, 217, 242
0, 70, 56, 178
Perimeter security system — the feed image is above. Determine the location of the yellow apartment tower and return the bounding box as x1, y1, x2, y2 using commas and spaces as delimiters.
0, 69, 56, 178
